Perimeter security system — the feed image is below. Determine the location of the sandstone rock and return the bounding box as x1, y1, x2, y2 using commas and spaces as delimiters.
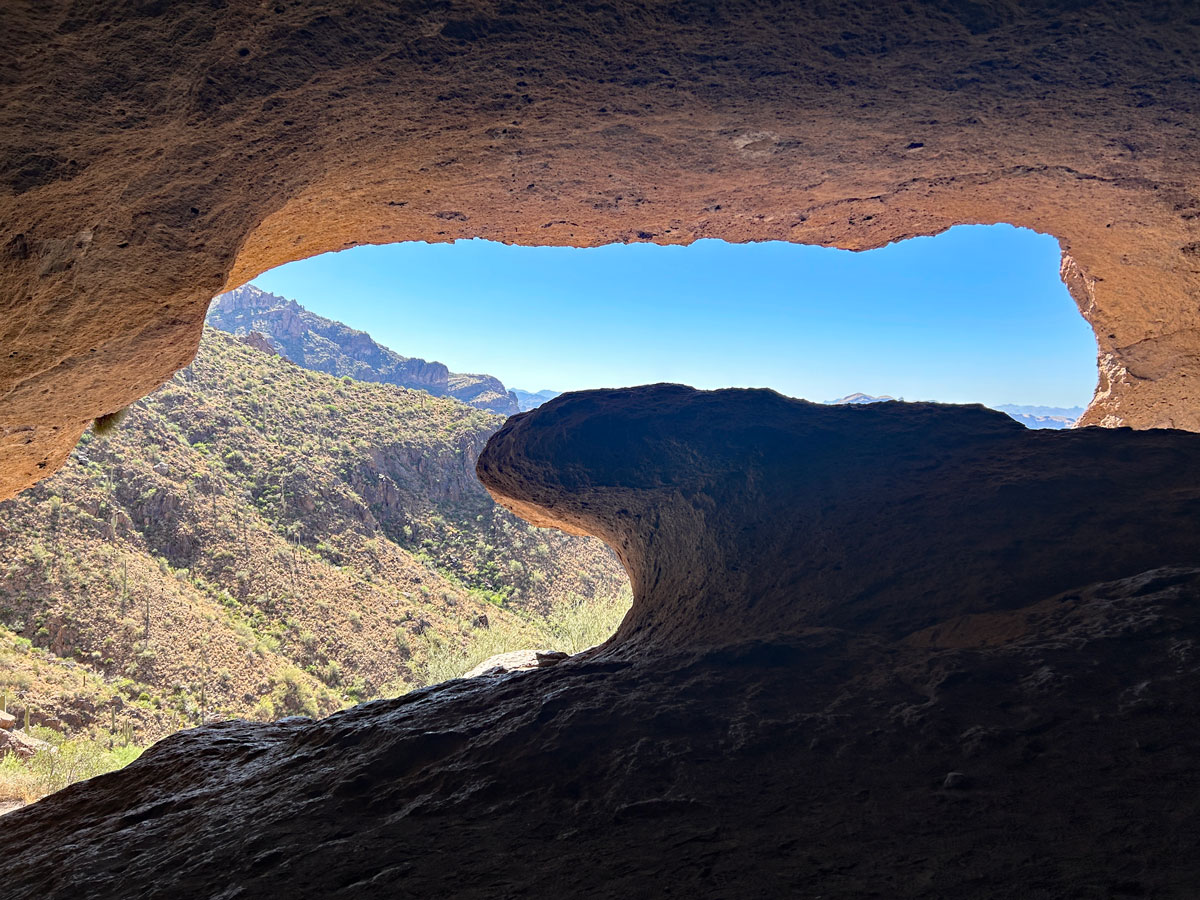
6, 393, 1200, 897
0, 710, 15, 730
464, 649, 569, 678
479, 386, 1200, 649
3, 3, 1200, 497
0, 728, 49, 761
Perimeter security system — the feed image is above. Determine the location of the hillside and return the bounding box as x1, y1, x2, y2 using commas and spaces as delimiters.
0, 329, 628, 754
208, 285, 520, 415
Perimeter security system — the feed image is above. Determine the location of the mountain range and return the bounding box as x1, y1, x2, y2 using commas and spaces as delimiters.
826, 394, 1083, 429
208, 285, 524, 415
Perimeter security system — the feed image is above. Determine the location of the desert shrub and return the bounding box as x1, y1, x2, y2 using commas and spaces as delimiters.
0, 730, 143, 805
413, 590, 632, 687
222, 449, 249, 472
540, 590, 631, 655
394, 628, 411, 657
92, 408, 128, 437
264, 667, 320, 718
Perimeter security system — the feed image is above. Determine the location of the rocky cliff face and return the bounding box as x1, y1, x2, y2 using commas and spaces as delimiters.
208, 285, 520, 415
2, 2, 1200, 497
6, 390, 1200, 897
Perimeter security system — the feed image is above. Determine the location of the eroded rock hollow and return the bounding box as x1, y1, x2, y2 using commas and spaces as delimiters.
5, 390, 1200, 897
3, 1, 1200, 497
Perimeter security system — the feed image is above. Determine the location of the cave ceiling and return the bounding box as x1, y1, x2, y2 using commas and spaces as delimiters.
1, 1, 1198, 498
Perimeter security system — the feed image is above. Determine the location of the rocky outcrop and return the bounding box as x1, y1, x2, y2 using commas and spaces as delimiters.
479, 386, 1200, 647
463, 648, 569, 678
238, 330, 277, 356
208, 286, 520, 414
6, 390, 1200, 897
3, 2, 1200, 497
0, 728, 49, 761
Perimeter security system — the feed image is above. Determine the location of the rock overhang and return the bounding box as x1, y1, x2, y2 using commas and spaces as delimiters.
2, 0, 1200, 497
479, 385, 1200, 650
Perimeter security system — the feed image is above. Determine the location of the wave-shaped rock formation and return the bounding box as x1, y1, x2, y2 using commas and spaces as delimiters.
2, 1, 1200, 497
6, 388, 1200, 897
208, 284, 520, 414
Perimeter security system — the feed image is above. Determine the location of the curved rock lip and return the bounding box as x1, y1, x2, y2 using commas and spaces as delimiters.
478, 384, 1200, 649
7, 388, 1200, 897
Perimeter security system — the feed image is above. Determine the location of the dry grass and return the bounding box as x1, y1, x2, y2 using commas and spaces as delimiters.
0, 728, 143, 805
417, 589, 632, 686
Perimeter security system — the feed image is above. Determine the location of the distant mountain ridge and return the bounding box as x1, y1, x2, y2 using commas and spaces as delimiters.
826, 394, 1083, 429
208, 285, 520, 415
511, 389, 561, 411
992, 404, 1083, 430
825, 393, 896, 405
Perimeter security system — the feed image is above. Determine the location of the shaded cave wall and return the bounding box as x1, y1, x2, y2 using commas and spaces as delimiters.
2, 0, 1198, 499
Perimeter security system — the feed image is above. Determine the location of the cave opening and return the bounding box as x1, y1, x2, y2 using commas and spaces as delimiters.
0, 221, 1095, 811
250, 222, 1098, 417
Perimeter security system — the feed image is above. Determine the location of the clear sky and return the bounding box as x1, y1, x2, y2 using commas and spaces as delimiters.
253, 224, 1097, 409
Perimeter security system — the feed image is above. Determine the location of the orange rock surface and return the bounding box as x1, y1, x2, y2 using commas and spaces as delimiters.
2, 1, 1198, 499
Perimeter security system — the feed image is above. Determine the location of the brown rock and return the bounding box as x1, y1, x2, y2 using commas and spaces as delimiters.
5, 393, 1200, 897
479, 386, 1200, 649
464, 649, 569, 678
238, 331, 277, 357
0, 728, 49, 761
0, 710, 15, 731
2, 3, 1200, 497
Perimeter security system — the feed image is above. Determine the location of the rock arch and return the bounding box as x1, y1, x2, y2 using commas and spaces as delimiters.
2, 0, 1198, 502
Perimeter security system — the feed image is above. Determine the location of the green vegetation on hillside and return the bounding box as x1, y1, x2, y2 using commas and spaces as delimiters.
0, 329, 629, 768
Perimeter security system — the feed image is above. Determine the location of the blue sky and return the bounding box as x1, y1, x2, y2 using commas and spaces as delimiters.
253, 225, 1096, 409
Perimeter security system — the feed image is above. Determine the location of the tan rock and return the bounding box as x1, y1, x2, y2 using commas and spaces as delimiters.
2, 3, 1200, 498
0, 710, 15, 730
0, 727, 50, 760
464, 649, 569, 678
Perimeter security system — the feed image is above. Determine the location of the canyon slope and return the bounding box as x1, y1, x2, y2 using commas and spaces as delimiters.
0, 329, 626, 747
208, 285, 520, 415
5, 389, 1200, 897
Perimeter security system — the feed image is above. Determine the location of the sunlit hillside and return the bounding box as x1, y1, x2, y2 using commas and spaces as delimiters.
0, 329, 629, 760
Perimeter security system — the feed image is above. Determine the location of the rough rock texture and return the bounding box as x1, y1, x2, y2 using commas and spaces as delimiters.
0, 727, 49, 761
463, 648, 569, 678
3, 1, 1200, 497
481, 386, 1200, 648
6, 390, 1200, 898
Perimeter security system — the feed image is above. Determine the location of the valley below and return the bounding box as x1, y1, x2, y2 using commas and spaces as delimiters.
0, 312, 629, 807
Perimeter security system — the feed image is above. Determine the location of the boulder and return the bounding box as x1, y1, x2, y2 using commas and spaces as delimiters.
464, 649, 569, 678
0, 729, 50, 761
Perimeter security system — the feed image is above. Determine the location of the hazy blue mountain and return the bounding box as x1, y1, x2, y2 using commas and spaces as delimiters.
824, 393, 896, 405
993, 404, 1083, 429
512, 389, 562, 411
826, 394, 1082, 429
